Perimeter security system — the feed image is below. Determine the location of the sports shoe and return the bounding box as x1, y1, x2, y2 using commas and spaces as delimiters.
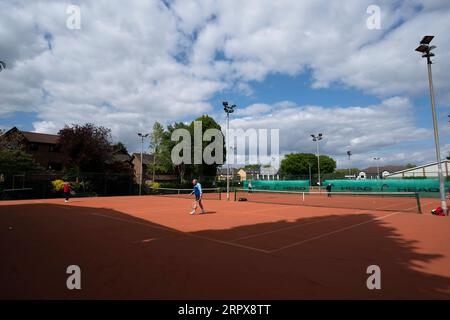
190, 210, 195, 215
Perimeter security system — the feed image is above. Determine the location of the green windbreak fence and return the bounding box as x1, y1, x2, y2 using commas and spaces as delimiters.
322, 179, 450, 198
243, 180, 310, 191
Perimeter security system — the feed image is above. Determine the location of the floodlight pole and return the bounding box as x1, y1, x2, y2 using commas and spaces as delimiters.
223, 102, 236, 200
426, 58, 448, 215
138, 133, 149, 196
416, 36, 448, 215
316, 140, 321, 189
311, 134, 323, 190
347, 151, 352, 176
308, 163, 312, 187
373, 157, 380, 179
227, 112, 230, 200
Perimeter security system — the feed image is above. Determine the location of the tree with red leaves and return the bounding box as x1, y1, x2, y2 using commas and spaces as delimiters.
58, 123, 113, 173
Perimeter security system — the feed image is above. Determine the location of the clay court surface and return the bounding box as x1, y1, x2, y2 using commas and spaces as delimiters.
1, 194, 450, 299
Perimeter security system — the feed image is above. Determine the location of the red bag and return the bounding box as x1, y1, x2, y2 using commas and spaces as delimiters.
431, 207, 445, 216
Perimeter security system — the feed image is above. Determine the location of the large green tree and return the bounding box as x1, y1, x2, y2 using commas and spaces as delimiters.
279, 153, 336, 176
0, 149, 41, 174
167, 122, 191, 182
334, 168, 360, 175
148, 121, 173, 177
188, 115, 225, 179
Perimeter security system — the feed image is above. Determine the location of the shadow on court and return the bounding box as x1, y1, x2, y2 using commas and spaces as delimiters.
1, 203, 450, 299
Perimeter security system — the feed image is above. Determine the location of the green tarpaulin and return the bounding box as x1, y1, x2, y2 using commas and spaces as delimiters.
322, 179, 449, 198
243, 180, 310, 191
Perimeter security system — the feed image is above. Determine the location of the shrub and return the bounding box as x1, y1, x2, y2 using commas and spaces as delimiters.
51, 179, 66, 192
148, 181, 161, 189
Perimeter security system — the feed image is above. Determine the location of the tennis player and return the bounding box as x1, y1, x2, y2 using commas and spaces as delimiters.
326, 183, 332, 198
190, 179, 205, 215
63, 182, 70, 203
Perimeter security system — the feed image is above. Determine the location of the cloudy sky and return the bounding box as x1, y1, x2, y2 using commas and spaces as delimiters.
0, 0, 449, 169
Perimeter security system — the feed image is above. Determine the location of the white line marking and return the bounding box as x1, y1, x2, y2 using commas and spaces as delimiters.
91, 212, 270, 254
270, 211, 401, 253
230, 215, 344, 242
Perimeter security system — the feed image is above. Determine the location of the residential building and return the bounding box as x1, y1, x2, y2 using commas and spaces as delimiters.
1, 127, 63, 171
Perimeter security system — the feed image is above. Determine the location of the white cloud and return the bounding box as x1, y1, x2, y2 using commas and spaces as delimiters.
227, 97, 433, 168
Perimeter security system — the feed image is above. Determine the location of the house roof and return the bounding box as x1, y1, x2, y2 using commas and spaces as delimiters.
217, 167, 239, 174
132, 153, 155, 165
2, 127, 60, 145
112, 153, 133, 163
21, 131, 59, 144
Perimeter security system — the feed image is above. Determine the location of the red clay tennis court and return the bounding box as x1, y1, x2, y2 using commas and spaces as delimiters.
1, 193, 450, 299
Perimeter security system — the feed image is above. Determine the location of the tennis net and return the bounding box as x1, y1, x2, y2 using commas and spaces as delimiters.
234, 189, 422, 213
151, 187, 222, 200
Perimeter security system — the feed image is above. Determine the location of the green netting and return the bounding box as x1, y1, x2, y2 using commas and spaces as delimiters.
322, 179, 450, 198
243, 180, 310, 191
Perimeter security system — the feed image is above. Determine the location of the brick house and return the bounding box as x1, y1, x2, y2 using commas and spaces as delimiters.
1, 127, 63, 171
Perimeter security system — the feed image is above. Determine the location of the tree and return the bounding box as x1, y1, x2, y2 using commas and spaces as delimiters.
279, 153, 336, 176
447, 153, 450, 160
58, 123, 113, 173
0, 128, 26, 151
167, 122, 191, 183
242, 164, 261, 171
0, 149, 41, 174
148, 122, 171, 179
334, 168, 360, 175
112, 142, 128, 155
319, 155, 337, 174
188, 115, 225, 180
405, 163, 416, 169
279, 153, 316, 176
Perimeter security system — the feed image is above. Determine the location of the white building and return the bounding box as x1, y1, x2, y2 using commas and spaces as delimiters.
386, 160, 450, 179
260, 166, 278, 180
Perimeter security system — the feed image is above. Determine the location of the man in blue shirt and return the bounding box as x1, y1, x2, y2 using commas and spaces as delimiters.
190, 179, 205, 215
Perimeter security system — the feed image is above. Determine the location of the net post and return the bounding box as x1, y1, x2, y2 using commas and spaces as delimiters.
234, 188, 237, 201
415, 192, 422, 214
218, 188, 221, 200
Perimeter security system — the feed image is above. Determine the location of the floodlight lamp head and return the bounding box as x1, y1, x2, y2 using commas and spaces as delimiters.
420, 35, 434, 45
415, 44, 428, 53
222, 101, 229, 107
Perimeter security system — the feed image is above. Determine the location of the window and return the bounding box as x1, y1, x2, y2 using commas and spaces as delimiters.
48, 144, 59, 152
29, 143, 39, 151
48, 163, 63, 171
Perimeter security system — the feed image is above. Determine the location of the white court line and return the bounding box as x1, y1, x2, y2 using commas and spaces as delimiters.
91, 212, 271, 254
269, 211, 401, 253
230, 198, 421, 243
230, 215, 344, 242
